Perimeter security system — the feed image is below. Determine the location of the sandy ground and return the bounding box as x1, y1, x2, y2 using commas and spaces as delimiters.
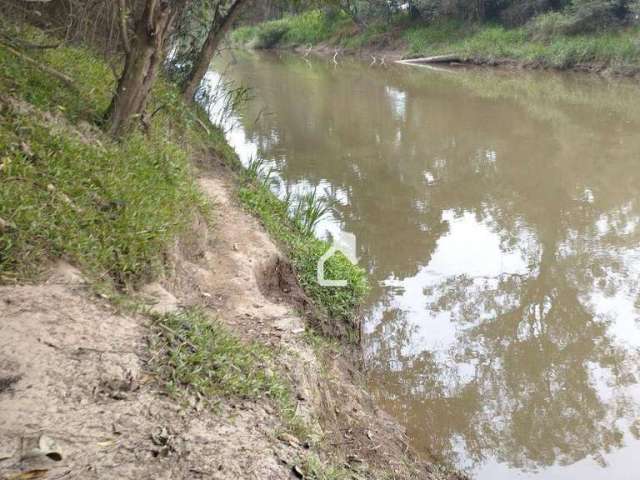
0, 158, 456, 479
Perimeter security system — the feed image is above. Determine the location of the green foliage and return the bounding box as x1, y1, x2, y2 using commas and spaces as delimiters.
151, 308, 311, 438
527, 11, 576, 39
291, 188, 331, 236
151, 308, 289, 400
237, 181, 368, 336
0, 25, 114, 123
233, 0, 640, 59
255, 21, 291, 48
338, 22, 389, 49
0, 27, 215, 285
403, 19, 472, 52
527, 1, 630, 39
296, 453, 354, 480
231, 9, 349, 48
404, 20, 640, 69
567, 0, 626, 33
0, 103, 205, 285
231, 24, 260, 45
282, 9, 342, 44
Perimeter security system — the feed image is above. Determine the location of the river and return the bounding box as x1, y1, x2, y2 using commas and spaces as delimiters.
209, 50, 640, 480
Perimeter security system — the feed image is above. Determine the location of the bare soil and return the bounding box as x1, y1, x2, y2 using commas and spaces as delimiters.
0, 155, 460, 479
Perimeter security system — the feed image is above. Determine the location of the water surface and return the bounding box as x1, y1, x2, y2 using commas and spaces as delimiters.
210, 51, 640, 480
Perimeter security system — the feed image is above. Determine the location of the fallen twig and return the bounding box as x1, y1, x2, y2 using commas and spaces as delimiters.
0, 32, 61, 50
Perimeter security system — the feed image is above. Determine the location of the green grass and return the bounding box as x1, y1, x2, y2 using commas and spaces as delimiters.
151, 308, 311, 438
295, 453, 354, 480
151, 308, 289, 400
237, 179, 368, 341
404, 21, 640, 70
0, 25, 114, 123
0, 25, 222, 286
231, 9, 351, 49
338, 22, 391, 50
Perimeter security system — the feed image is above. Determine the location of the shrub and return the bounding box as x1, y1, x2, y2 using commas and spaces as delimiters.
254, 21, 290, 49
527, 1, 625, 40
527, 11, 575, 39
282, 9, 332, 45
500, 0, 555, 26
566, 0, 623, 34
230, 25, 259, 46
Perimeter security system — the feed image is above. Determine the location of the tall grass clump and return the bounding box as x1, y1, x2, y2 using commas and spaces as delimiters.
254, 21, 291, 49
281, 9, 337, 45
291, 188, 331, 236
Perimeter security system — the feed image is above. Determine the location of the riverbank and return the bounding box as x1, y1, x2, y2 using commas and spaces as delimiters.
0, 25, 459, 479
231, 10, 640, 76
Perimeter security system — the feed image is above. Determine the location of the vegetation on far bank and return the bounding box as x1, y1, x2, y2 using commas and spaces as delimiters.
404, 20, 640, 69
232, 2, 640, 72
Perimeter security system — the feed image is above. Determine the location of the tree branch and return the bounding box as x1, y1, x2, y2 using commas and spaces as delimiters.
117, 0, 131, 54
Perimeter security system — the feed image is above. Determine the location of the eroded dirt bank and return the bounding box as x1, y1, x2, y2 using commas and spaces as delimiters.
0, 156, 459, 479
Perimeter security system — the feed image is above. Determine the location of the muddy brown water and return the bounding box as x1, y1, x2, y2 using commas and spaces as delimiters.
209, 50, 640, 479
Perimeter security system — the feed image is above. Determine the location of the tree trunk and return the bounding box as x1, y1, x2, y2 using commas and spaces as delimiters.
182, 0, 246, 103
105, 0, 180, 137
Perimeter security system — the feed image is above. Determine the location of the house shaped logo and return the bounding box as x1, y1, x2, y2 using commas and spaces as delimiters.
317, 231, 358, 287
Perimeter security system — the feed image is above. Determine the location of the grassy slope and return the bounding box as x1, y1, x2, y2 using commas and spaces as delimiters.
0, 25, 213, 286
232, 10, 640, 72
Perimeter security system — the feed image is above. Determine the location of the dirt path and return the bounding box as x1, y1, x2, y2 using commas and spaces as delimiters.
0, 160, 455, 479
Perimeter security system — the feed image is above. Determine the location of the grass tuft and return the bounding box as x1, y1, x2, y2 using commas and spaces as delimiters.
295, 453, 354, 480
151, 309, 288, 400
151, 308, 312, 438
